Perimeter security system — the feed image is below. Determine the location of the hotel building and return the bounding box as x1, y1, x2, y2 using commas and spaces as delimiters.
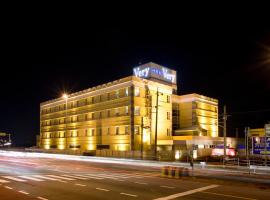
39, 62, 229, 157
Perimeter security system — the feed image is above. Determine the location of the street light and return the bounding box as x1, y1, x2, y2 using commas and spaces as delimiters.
62, 93, 68, 151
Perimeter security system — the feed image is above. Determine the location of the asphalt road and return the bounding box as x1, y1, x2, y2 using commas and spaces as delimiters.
0, 155, 269, 200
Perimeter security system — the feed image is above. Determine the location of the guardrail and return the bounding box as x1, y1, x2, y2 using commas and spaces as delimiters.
161, 166, 190, 178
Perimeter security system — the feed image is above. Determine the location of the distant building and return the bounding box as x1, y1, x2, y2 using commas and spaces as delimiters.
38, 62, 234, 158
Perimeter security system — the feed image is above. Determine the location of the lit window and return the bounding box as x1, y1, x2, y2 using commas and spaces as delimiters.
116, 127, 119, 135
85, 129, 88, 136
99, 112, 102, 119
115, 108, 120, 116
135, 106, 140, 115
107, 93, 110, 100
91, 113, 95, 119
107, 110, 110, 117
135, 87, 140, 97
125, 126, 129, 134
107, 127, 110, 135
125, 106, 129, 115
135, 126, 140, 135
116, 90, 119, 98
98, 128, 102, 136
125, 88, 129, 96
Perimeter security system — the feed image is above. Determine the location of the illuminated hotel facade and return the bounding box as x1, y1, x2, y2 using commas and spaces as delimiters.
39, 62, 223, 156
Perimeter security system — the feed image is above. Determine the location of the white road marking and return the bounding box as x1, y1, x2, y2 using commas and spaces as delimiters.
37, 197, 48, 200
2, 176, 27, 182
32, 175, 67, 182
120, 193, 138, 197
91, 174, 124, 181
75, 183, 86, 187
4, 186, 13, 190
201, 191, 257, 200
0, 179, 10, 183
96, 187, 110, 192
62, 174, 88, 180
18, 190, 29, 195
153, 185, 219, 200
74, 174, 104, 180
19, 176, 44, 181
32, 175, 59, 181
134, 182, 148, 185
160, 185, 175, 189
46, 175, 75, 180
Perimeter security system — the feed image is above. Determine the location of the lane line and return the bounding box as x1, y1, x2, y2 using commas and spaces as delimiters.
19, 176, 44, 182
46, 175, 75, 180
18, 190, 29, 195
5, 186, 13, 190
153, 184, 219, 200
134, 182, 148, 185
90, 174, 124, 181
160, 186, 175, 189
74, 174, 104, 180
120, 193, 138, 197
0, 179, 10, 183
201, 191, 257, 200
62, 174, 88, 180
96, 187, 110, 192
32, 175, 67, 182
37, 197, 48, 200
2, 176, 27, 182
75, 183, 86, 187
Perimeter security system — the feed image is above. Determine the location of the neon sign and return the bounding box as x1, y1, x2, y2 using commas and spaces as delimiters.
133, 64, 176, 84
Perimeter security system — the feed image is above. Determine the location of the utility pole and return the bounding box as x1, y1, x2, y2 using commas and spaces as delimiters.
245, 127, 250, 168
154, 88, 159, 160
264, 124, 267, 166
223, 105, 227, 166
141, 116, 144, 160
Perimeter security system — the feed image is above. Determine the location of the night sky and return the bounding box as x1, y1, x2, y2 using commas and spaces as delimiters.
1, 9, 269, 146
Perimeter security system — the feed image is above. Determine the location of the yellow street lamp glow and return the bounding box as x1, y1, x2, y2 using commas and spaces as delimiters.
62, 93, 68, 99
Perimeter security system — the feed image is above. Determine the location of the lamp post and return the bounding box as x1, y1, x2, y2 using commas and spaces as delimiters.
62, 93, 68, 151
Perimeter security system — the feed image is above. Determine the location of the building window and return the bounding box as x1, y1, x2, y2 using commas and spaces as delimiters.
72, 131, 77, 137
99, 112, 102, 119
107, 110, 110, 117
115, 108, 120, 116
98, 128, 102, 136
125, 126, 129, 135
134, 106, 140, 115
91, 112, 95, 119
135, 126, 140, 135
125, 106, 129, 115
99, 95, 102, 102
167, 95, 170, 103
107, 127, 110, 135
116, 90, 119, 98
115, 127, 120, 135
91, 128, 95, 136
167, 128, 171, 136
167, 112, 170, 120
85, 129, 88, 136
134, 87, 140, 97
125, 88, 129, 96
107, 93, 110, 100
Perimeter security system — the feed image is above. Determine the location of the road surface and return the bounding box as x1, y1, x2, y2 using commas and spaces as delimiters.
0, 154, 269, 200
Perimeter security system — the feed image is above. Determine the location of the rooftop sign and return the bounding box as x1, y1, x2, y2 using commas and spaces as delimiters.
133, 62, 177, 84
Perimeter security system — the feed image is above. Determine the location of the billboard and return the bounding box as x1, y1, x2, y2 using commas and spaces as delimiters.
252, 136, 270, 155
133, 62, 177, 85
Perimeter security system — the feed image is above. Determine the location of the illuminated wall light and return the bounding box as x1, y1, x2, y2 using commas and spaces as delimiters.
118, 144, 127, 151
175, 150, 180, 160
58, 144, 65, 150
193, 150, 197, 159
44, 144, 50, 149
87, 144, 95, 150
